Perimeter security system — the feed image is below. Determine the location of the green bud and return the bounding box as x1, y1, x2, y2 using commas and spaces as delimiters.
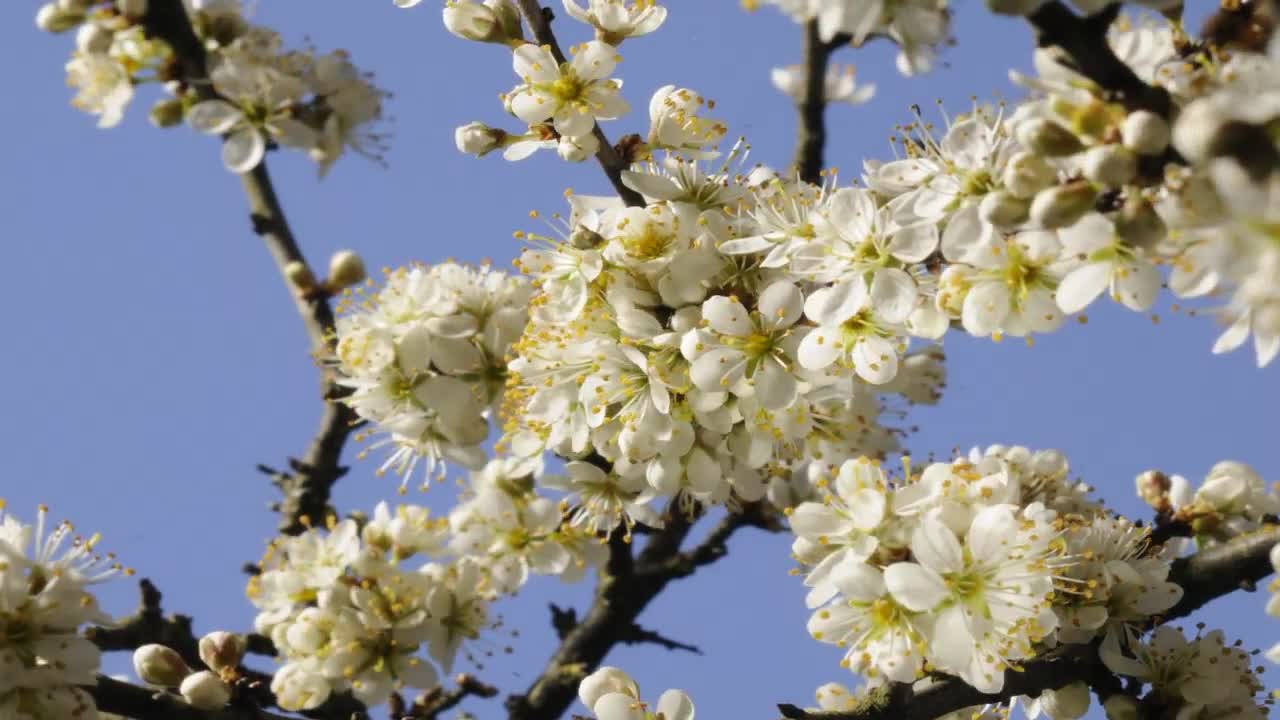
1030, 181, 1096, 229
1081, 144, 1138, 186
149, 98, 186, 128
978, 190, 1031, 228
1016, 117, 1085, 157
35, 3, 84, 32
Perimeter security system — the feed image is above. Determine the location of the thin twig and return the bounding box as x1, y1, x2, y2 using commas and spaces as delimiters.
792, 21, 842, 184
505, 504, 778, 720
141, 0, 359, 537
512, 0, 646, 207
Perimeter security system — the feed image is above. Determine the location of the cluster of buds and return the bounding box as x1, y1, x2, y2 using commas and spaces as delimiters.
284, 249, 367, 298
132, 632, 247, 710
1137, 461, 1279, 545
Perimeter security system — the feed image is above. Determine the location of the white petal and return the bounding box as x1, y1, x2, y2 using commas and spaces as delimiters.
847, 488, 886, 530
883, 562, 949, 611
758, 281, 803, 329
804, 280, 867, 326
753, 359, 797, 410
797, 327, 842, 371
703, 295, 752, 336
1212, 314, 1250, 354
187, 100, 243, 134
656, 690, 695, 720
961, 282, 1010, 336
593, 693, 644, 720
870, 268, 917, 324
690, 348, 746, 392
965, 506, 1016, 562
1056, 262, 1110, 314
852, 336, 898, 385
910, 519, 964, 574
222, 128, 265, 174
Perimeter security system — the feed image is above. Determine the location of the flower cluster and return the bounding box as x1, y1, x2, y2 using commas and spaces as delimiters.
1101, 626, 1270, 720
446, 457, 607, 593
247, 516, 486, 711
334, 262, 532, 488
37, 0, 386, 174
500, 168, 949, 531
792, 447, 1188, 695
0, 504, 120, 719
248, 456, 613, 713
576, 667, 695, 720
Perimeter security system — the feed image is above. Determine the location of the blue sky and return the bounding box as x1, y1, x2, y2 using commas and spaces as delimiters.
5, 1, 1277, 718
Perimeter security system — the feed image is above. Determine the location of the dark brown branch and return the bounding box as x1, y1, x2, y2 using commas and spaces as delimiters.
512, 0, 646, 207
778, 525, 1280, 720
87, 579, 201, 666
395, 674, 499, 720
240, 162, 361, 536
792, 21, 843, 184
618, 623, 702, 655
141, 0, 359, 536
505, 504, 778, 720
1025, 2, 1172, 117
89, 675, 295, 720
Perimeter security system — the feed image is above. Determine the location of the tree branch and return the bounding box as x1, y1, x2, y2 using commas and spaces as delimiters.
511, 0, 646, 207
392, 674, 499, 720
777, 525, 1280, 720
792, 21, 842, 184
90, 675, 296, 720
87, 579, 201, 665
505, 503, 779, 720
1024, 2, 1172, 117
140, 0, 359, 536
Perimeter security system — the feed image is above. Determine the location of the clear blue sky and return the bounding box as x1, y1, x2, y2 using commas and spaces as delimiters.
5, 2, 1276, 718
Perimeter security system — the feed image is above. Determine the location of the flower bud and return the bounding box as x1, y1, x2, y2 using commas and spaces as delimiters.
35, 3, 84, 32
1067, 100, 1113, 140
180, 671, 232, 710
484, 0, 524, 43
1135, 469, 1171, 509
117, 0, 148, 16
579, 667, 639, 712
327, 250, 366, 290
284, 260, 318, 292
1003, 151, 1058, 198
1030, 181, 1096, 229
557, 133, 599, 163
58, 0, 93, 11
149, 98, 185, 128
198, 631, 246, 673
978, 190, 1030, 228
455, 121, 506, 157
1039, 682, 1090, 720
1016, 117, 1085, 157
76, 23, 114, 53
1121, 110, 1170, 156
443, 0, 503, 43
1102, 695, 1140, 720
1114, 196, 1166, 250
133, 644, 191, 687
1081, 144, 1137, 186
